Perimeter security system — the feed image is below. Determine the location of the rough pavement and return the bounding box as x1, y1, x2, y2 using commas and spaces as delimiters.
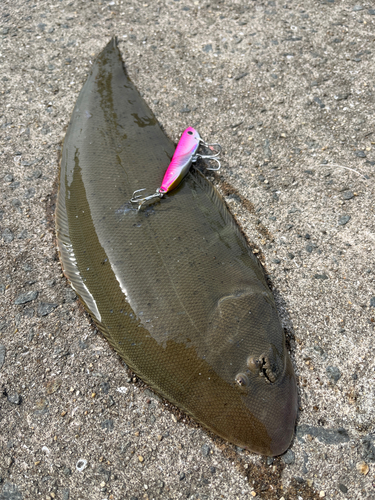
0, 0, 374, 499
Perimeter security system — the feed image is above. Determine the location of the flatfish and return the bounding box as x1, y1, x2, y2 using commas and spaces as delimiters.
56, 38, 297, 456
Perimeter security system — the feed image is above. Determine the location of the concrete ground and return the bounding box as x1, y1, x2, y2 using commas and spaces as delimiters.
1, 0, 374, 499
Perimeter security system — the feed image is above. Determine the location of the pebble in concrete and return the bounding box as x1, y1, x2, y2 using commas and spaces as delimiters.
14, 291, 38, 305
326, 366, 342, 383
7, 393, 21, 405
37, 302, 58, 316
282, 449, 295, 465
0, 482, 23, 500
342, 190, 354, 200
0, 345, 5, 371
201, 444, 211, 457
2, 228, 14, 243
338, 215, 351, 226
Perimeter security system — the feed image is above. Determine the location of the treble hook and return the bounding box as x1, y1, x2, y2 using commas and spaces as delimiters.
130, 188, 163, 211
199, 141, 222, 158
193, 154, 221, 171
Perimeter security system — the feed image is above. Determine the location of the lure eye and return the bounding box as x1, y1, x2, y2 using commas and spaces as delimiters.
235, 373, 249, 387
187, 131, 193, 135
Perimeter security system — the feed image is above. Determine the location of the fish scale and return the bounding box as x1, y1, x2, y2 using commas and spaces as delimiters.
56, 37, 297, 456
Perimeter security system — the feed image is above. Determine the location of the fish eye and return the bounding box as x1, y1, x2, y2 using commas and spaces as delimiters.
247, 356, 261, 374
187, 130, 193, 135
235, 373, 249, 387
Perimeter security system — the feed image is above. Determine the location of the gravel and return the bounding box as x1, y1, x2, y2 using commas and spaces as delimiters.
326, 366, 342, 383
0, 482, 23, 500
282, 449, 296, 465
101, 419, 114, 432
338, 215, 351, 225
0, 345, 6, 370
37, 302, 58, 316
343, 190, 355, 200
296, 425, 350, 445
2, 229, 14, 244
314, 274, 329, 280
6, 393, 21, 405
339, 483, 348, 493
201, 444, 211, 457
13, 291, 38, 305
362, 436, 375, 462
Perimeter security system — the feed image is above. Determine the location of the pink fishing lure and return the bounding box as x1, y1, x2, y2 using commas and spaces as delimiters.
131, 127, 220, 209
159, 127, 201, 194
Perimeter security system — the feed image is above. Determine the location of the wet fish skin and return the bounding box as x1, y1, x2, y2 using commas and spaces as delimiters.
56, 38, 297, 456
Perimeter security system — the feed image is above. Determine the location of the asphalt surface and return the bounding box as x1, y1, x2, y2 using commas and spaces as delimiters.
1, 0, 375, 499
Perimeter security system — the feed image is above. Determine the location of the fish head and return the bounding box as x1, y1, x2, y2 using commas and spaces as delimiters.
204, 288, 298, 456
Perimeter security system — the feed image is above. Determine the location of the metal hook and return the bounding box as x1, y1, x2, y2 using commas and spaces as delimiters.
130, 188, 163, 211
193, 154, 221, 171
199, 141, 222, 158
130, 188, 146, 202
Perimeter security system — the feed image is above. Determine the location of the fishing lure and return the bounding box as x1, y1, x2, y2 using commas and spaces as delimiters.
131, 127, 221, 210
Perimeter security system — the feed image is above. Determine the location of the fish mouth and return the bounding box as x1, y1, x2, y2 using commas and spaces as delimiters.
238, 354, 298, 456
